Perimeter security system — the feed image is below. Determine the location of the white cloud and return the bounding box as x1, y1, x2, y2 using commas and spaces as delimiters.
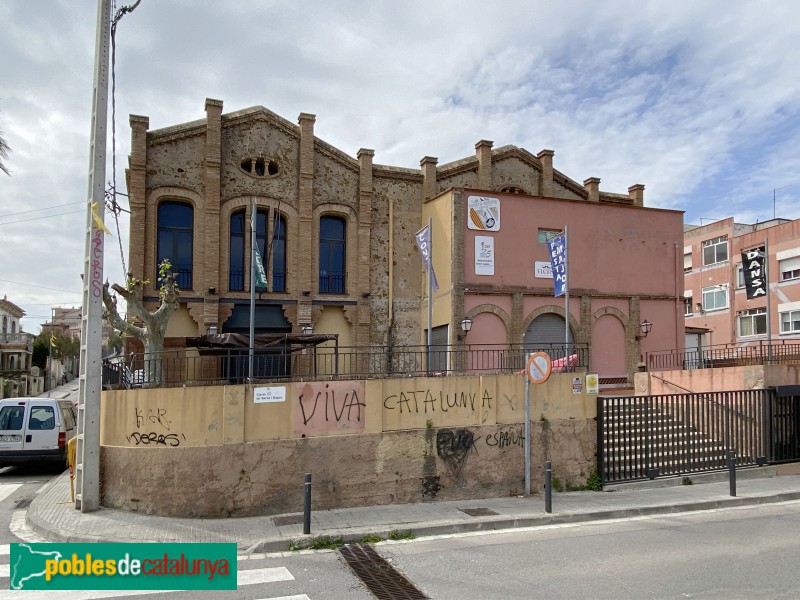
1, 0, 799, 332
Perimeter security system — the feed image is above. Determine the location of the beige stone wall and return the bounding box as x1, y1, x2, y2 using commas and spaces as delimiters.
100, 373, 597, 516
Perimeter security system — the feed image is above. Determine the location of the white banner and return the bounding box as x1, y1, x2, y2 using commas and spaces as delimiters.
475, 236, 495, 275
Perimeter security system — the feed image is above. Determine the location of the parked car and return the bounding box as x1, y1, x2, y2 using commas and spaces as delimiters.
0, 398, 77, 468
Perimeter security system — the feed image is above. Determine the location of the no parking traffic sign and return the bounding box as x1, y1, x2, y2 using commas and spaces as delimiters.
526, 352, 552, 384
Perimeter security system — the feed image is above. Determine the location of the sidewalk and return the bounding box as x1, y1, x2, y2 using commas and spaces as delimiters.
26, 467, 800, 554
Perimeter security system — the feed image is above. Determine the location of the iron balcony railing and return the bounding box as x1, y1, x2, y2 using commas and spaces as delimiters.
646, 341, 800, 372
102, 342, 590, 389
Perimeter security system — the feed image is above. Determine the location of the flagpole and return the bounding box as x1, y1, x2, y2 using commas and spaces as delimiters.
766, 238, 772, 363
249, 198, 256, 380
427, 217, 433, 374
564, 225, 569, 363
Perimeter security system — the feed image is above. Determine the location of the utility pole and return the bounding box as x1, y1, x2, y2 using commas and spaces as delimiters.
75, 0, 111, 513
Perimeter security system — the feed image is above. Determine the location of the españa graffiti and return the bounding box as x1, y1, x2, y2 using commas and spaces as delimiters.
485, 426, 525, 449
295, 381, 366, 435
383, 388, 493, 414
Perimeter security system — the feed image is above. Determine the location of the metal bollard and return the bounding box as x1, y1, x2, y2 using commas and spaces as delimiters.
303, 473, 312, 534
545, 461, 552, 513
728, 451, 736, 497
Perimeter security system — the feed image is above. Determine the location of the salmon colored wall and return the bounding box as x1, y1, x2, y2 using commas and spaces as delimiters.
462, 193, 682, 295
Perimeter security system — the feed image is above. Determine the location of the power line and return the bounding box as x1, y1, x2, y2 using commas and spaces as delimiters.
0, 210, 85, 226
0, 279, 82, 294
0, 201, 84, 218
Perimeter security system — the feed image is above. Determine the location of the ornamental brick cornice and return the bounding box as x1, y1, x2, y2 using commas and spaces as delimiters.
221, 107, 300, 140
491, 145, 543, 169
146, 118, 207, 146
373, 165, 423, 182
313, 139, 359, 173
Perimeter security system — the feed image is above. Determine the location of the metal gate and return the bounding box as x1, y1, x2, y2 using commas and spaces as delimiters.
596, 389, 800, 485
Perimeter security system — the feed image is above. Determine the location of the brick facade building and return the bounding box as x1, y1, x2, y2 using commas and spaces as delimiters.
126, 99, 684, 379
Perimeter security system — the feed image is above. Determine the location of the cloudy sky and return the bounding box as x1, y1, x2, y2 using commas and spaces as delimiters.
1, 0, 799, 333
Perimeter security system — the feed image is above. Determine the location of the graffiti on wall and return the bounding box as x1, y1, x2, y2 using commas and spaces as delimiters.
383, 388, 493, 414
485, 426, 525, 450
295, 381, 366, 435
436, 428, 476, 477
126, 406, 186, 447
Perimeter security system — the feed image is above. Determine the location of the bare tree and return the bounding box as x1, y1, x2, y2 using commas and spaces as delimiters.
102, 260, 180, 385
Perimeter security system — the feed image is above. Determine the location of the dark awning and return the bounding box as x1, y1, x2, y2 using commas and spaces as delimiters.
187, 333, 338, 350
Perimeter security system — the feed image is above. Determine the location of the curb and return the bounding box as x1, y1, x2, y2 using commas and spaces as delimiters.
244, 490, 800, 554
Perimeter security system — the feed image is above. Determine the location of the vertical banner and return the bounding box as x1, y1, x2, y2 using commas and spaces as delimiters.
474, 236, 495, 275
741, 247, 767, 299
415, 225, 440, 291
253, 247, 268, 289
547, 233, 567, 297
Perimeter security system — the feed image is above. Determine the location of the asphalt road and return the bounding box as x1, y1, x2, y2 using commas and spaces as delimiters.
378, 500, 800, 599
1, 486, 799, 599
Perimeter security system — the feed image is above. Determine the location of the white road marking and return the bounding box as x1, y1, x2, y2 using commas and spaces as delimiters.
0, 483, 22, 504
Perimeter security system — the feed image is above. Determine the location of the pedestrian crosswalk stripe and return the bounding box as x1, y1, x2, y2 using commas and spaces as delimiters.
0, 545, 8, 557
239, 566, 294, 585
0, 566, 295, 598
0, 483, 22, 504
256, 596, 310, 600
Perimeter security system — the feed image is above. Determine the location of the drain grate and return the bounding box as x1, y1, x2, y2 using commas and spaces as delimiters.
13, 498, 32, 509
272, 514, 304, 526
339, 542, 428, 599
459, 507, 498, 517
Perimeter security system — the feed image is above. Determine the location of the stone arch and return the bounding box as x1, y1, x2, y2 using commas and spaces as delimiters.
465, 303, 511, 332
521, 305, 580, 344
590, 306, 629, 329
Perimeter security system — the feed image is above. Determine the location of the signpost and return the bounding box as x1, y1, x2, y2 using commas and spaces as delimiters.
524, 352, 552, 495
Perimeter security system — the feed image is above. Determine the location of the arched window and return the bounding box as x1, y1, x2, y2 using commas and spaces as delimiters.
319, 216, 346, 294
157, 202, 193, 289
252, 209, 288, 292
2, 316, 6, 335
272, 214, 287, 292
229, 210, 245, 291
10, 321, 16, 334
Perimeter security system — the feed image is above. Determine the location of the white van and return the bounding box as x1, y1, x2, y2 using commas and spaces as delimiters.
0, 398, 77, 468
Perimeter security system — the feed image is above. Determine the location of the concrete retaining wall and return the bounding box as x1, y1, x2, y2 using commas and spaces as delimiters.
100, 373, 598, 517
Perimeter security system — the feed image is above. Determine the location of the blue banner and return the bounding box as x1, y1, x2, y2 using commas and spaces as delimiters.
415, 225, 439, 291
547, 233, 567, 297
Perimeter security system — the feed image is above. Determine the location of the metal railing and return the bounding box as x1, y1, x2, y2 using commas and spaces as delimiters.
102, 342, 590, 389
598, 390, 769, 484
646, 341, 800, 372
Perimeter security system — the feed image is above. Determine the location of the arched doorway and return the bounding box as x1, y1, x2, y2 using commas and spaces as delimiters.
591, 314, 626, 378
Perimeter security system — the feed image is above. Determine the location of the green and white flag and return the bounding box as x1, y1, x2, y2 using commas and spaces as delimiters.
253, 249, 268, 289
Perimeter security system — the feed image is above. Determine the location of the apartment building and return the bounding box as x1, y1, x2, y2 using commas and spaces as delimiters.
684, 217, 800, 351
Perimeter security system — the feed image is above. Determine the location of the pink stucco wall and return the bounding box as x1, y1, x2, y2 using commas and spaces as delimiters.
460, 190, 684, 373
462, 193, 683, 295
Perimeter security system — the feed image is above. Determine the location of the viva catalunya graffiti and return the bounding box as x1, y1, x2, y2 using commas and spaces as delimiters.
383, 389, 493, 413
